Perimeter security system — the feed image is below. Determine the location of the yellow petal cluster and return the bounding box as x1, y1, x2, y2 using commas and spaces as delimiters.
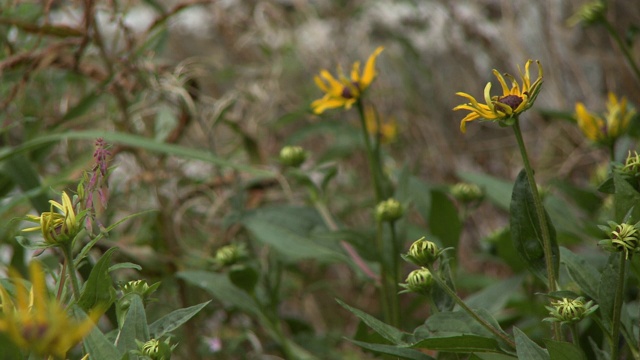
454, 60, 544, 133
575, 92, 636, 144
0, 262, 100, 358
23, 191, 82, 246
311, 47, 384, 114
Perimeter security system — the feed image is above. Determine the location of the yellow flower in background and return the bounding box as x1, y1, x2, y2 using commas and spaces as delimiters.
23, 191, 83, 246
454, 60, 544, 133
311, 47, 384, 114
0, 262, 100, 358
575, 92, 636, 144
364, 105, 397, 143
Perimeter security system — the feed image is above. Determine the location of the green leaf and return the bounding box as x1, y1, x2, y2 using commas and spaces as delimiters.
149, 301, 210, 339
463, 276, 523, 314
177, 270, 260, 315
421, 309, 509, 341
0, 332, 22, 360
509, 169, 559, 285
241, 206, 346, 263
513, 327, 549, 360
109, 263, 142, 273
407, 176, 432, 223
77, 247, 118, 312
3, 153, 50, 213
0, 130, 273, 177
410, 334, 502, 353
458, 171, 513, 210
559, 247, 600, 299
116, 295, 149, 352
228, 265, 259, 293
543, 340, 586, 360
428, 190, 462, 249
613, 172, 640, 222
336, 298, 412, 345
73, 306, 123, 360
470, 354, 518, 360
347, 339, 434, 360
597, 253, 622, 330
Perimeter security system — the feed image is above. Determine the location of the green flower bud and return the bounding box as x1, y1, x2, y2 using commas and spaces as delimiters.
404, 237, 440, 266
399, 268, 433, 296
620, 151, 640, 177
598, 221, 640, 259
375, 198, 404, 223
450, 182, 484, 203
279, 146, 308, 167
139, 338, 173, 360
213, 243, 247, 268
543, 297, 598, 325
121, 280, 161, 305
567, 1, 606, 27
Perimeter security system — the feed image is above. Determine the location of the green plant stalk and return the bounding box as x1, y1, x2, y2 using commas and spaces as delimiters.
426, 264, 516, 349
602, 20, 640, 85
389, 221, 401, 326
511, 118, 560, 341
356, 100, 384, 202
376, 221, 393, 326
61, 243, 81, 300
569, 323, 579, 346
611, 253, 627, 360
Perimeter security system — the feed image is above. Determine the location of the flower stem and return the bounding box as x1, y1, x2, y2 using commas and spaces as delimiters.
376, 221, 393, 325
356, 100, 384, 202
602, 19, 640, 85
426, 264, 516, 349
611, 252, 627, 360
61, 244, 81, 300
511, 118, 561, 340
389, 221, 401, 326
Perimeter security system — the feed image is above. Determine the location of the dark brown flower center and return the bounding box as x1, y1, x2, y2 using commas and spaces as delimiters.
341, 81, 360, 99
497, 95, 523, 110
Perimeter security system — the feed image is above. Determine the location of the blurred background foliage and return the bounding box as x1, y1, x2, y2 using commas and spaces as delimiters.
0, 0, 639, 359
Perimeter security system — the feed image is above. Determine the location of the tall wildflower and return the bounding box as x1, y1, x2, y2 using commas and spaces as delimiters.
453, 60, 543, 133
311, 47, 384, 114
575, 93, 636, 146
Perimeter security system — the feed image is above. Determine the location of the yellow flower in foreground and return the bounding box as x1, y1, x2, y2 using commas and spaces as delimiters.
311, 47, 384, 114
454, 60, 543, 133
364, 105, 398, 143
23, 191, 82, 246
0, 262, 100, 358
575, 92, 636, 144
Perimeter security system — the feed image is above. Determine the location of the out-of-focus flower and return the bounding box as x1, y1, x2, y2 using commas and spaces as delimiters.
311, 47, 384, 114
0, 262, 100, 358
375, 198, 404, 223
598, 221, 640, 259
454, 60, 543, 133
567, 1, 607, 27
543, 297, 598, 325
450, 182, 484, 203
364, 106, 398, 144
575, 93, 636, 145
279, 146, 308, 168
23, 191, 84, 247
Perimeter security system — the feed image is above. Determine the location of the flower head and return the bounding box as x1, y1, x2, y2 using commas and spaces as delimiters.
399, 268, 433, 296
138, 338, 174, 360
375, 198, 404, 223
311, 47, 384, 114
454, 60, 543, 133
23, 191, 84, 247
598, 221, 640, 259
450, 182, 484, 204
0, 262, 100, 358
543, 297, 598, 325
575, 93, 636, 145
279, 146, 308, 168
403, 236, 448, 267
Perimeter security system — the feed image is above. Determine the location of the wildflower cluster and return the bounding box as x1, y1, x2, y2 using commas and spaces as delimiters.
575, 93, 636, 146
